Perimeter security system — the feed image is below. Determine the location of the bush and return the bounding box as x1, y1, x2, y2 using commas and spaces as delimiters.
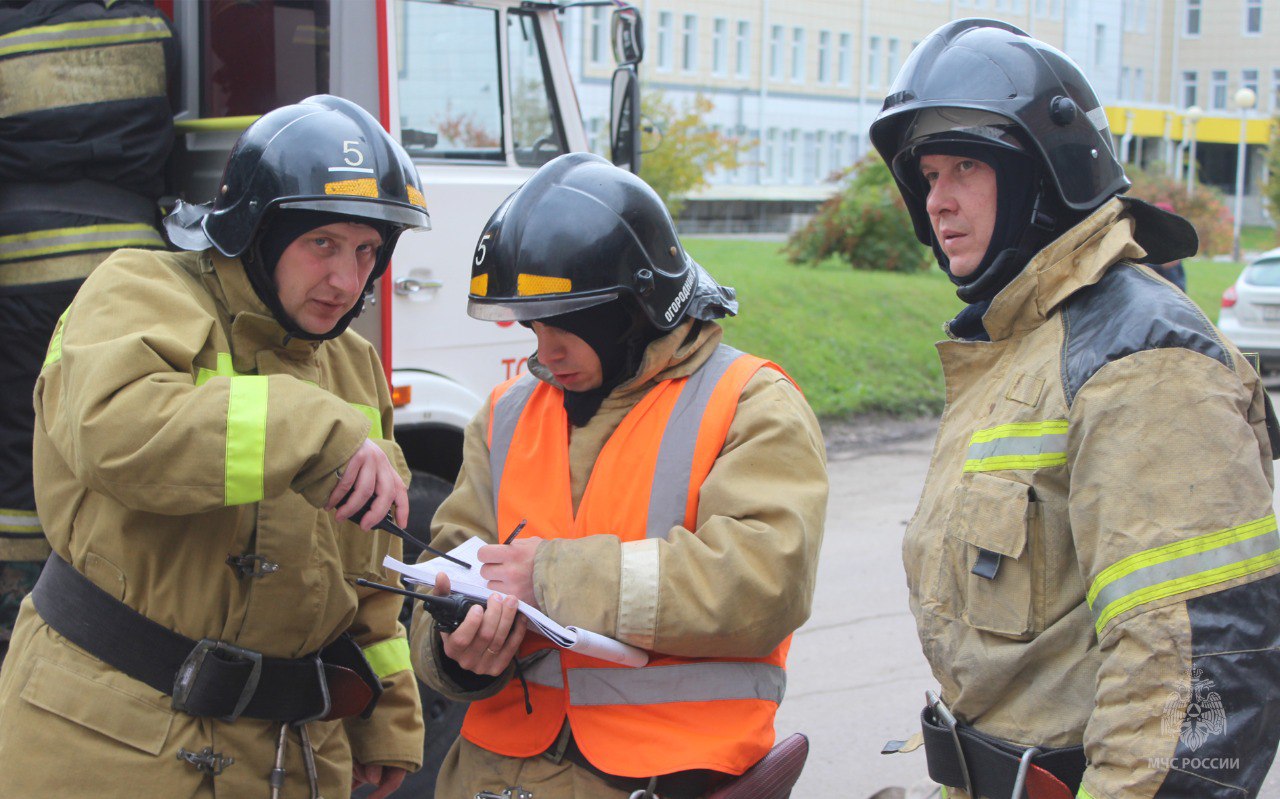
784, 155, 931, 272
1125, 165, 1233, 257
638, 92, 743, 219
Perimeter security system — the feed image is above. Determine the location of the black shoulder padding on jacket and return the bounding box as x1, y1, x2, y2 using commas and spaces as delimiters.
1060, 263, 1232, 407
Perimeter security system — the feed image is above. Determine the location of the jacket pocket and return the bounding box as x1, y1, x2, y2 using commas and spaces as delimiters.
20, 655, 175, 755
948, 472, 1042, 639
338, 521, 393, 581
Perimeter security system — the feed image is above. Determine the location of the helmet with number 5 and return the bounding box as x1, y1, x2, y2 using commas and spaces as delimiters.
164, 94, 430, 338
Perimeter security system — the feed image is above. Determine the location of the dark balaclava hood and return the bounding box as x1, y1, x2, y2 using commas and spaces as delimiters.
533, 297, 663, 426
247, 209, 391, 342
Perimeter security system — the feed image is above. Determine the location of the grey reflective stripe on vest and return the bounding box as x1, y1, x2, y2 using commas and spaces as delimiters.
645, 344, 744, 539
489, 374, 540, 519
566, 661, 786, 707
0, 16, 170, 59
520, 649, 564, 689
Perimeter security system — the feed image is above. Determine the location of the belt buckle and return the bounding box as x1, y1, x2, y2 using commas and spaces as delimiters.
927, 689, 973, 798
172, 638, 264, 722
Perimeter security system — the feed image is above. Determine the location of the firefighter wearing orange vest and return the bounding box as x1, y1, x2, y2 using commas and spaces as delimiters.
409, 153, 828, 799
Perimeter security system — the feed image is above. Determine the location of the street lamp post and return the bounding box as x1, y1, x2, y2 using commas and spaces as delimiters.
1232, 88, 1257, 263
1185, 105, 1203, 197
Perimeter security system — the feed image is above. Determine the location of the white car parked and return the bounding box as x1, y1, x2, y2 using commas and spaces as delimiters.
1219, 246, 1280, 374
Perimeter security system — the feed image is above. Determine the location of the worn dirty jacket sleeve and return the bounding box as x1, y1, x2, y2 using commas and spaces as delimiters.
535, 368, 828, 658
410, 396, 515, 702
39, 253, 370, 515
1068, 348, 1280, 799
344, 372, 424, 770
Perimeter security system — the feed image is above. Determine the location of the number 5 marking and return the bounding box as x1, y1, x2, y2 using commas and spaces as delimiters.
343, 141, 365, 167
475, 233, 491, 266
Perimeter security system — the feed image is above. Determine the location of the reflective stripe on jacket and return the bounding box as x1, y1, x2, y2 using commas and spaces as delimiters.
461, 344, 791, 777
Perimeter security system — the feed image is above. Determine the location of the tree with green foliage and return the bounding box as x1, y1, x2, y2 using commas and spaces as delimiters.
638, 92, 743, 218
1126, 164, 1233, 256
784, 154, 931, 272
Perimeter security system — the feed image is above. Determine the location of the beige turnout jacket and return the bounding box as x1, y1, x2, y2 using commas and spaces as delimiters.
904, 199, 1280, 798
0, 249, 423, 798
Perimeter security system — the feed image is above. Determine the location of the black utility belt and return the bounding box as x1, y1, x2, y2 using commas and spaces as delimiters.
32, 553, 381, 723
919, 694, 1085, 799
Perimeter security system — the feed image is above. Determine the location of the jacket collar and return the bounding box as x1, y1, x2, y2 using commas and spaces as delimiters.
982, 198, 1150, 341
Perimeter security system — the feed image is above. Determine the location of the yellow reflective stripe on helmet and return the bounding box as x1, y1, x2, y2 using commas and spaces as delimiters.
362, 637, 411, 679
0, 224, 164, 264
0, 15, 170, 59
324, 178, 378, 198
349, 403, 384, 439
43, 309, 70, 368
963, 419, 1069, 472
1088, 514, 1280, 635
407, 186, 427, 208
0, 508, 42, 535
517, 274, 572, 296
470, 273, 489, 297
224, 376, 269, 506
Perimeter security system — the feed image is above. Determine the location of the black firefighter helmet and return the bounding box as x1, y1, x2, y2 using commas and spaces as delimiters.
466, 153, 735, 331
164, 94, 430, 338
869, 17, 1129, 247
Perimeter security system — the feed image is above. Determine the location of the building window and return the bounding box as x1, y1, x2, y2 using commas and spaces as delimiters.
587, 7, 606, 65
1134, 67, 1145, 102
887, 37, 900, 87
712, 17, 727, 75
1122, 0, 1147, 33
867, 35, 882, 88
766, 128, 781, 182
791, 27, 805, 82
735, 20, 751, 78
1273, 68, 1280, 112
838, 32, 852, 86
1120, 66, 1131, 100
818, 30, 831, 84
1242, 68, 1259, 99
1185, 0, 1201, 36
769, 25, 784, 80
1245, 0, 1262, 34
814, 130, 827, 180
1211, 69, 1228, 110
657, 12, 672, 71
681, 14, 697, 72
1093, 24, 1105, 69
1034, 0, 1047, 15
784, 128, 799, 182
1181, 71, 1197, 108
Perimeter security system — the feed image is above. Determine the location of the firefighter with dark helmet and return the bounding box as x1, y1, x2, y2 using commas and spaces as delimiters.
871, 19, 1280, 799
410, 153, 828, 798
0, 95, 430, 797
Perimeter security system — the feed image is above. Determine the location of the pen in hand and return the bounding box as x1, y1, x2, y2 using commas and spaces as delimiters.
503, 518, 528, 545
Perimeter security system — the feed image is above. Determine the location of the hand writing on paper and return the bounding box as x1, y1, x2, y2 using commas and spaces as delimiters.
434, 572, 525, 675
477, 538, 542, 607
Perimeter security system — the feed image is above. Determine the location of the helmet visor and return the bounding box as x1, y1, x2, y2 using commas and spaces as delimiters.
468, 291, 620, 323
279, 198, 430, 230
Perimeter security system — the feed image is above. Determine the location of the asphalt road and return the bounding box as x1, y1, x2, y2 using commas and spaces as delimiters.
777, 399, 1280, 798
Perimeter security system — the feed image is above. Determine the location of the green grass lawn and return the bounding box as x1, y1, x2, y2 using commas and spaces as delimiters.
685, 237, 1249, 420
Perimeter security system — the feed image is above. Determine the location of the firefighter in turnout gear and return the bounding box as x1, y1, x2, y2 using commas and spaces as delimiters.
0, 96, 430, 798
870, 19, 1280, 799
409, 153, 828, 798
0, 0, 175, 664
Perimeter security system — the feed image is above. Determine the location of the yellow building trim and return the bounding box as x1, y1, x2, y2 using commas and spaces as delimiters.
1104, 106, 1272, 146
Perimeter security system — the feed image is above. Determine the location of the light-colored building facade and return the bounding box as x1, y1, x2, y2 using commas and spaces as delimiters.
560, 0, 1276, 231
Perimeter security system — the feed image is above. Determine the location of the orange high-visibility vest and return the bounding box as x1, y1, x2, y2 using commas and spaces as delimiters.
461, 344, 794, 778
